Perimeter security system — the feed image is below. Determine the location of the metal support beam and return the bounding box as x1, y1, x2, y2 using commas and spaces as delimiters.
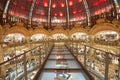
118, 55, 120, 80
112, 0, 120, 20
0, 43, 6, 79
77, 42, 79, 58
65, 0, 70, 29
48, 0, 52, 28
28, 0, 36, 28
104, 53, 111, 80
84, 45, 87, 67
39, 46, 41, 66
82, 0, 91, 27
109, 0, 117, 18
118, 0, 120, 7
72, 40, 74, 51
2, 0, 11, 24
13, 38, 18, 78
23, 53, 28, 80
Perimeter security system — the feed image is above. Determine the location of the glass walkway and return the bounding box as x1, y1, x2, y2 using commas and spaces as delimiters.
35, 44, 94, 80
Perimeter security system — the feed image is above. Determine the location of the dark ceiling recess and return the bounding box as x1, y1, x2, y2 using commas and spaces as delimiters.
0, 0, 7, 10
0, 0, 7, 25
0, 0, 119, 29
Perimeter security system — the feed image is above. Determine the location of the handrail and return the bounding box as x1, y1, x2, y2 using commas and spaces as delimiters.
68, 40, 119, 57
0, 45, 41, 66
66, 45, 95, 80
84, 44, 119, 57
66, 41, 120, 80
0, 41, 54, 80
33, 45, 54, 80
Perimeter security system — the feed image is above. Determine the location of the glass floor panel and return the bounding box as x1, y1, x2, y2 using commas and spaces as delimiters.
51, 52, 70, 55
48, 55, 74, 59
38, 70, 90, 80
44, 60, 81, 69
36, 45, 92, 80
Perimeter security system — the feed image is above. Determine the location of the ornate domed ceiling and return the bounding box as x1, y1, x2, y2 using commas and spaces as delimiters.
0, 0, 120, 29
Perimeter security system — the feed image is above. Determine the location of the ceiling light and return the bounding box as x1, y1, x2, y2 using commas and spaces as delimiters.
60, 13, 63, 16
78, 0, 82, 2
54, 13, 57, 16
69, 1, 73, 6
52, 3, 56, 8
44, 2, 48, 7
61, 3, 65, 7
21, 6, 25, 10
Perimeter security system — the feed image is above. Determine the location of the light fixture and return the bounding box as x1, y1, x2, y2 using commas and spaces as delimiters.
60, 12, 63, 16
44, 2, 48, 7
54, 13, 57, 16
78, 0, 82, 3
69, 1, 73, 6
52, 3, 56, 8
61, 3, 65, 7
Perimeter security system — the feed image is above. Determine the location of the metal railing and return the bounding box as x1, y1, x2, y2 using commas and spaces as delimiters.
65, 40, 120, 80
0, 41, 54, 80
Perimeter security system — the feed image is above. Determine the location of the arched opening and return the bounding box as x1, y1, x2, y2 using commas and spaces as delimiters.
94, 30, 119, 46
51, 33, 68, 40
30, 34, 47, 42
71, 32, 89, 42
4, 33, 26, 45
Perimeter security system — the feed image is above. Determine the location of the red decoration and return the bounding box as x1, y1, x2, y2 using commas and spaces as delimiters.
35, 10, 39, 14
13, 2, 17, 6
54, 13, 57, 16
93, 0, 106, 6
78, 10, 81, 12
36, 1, 39, 4
73, 10, 77, 14
21, 6, 25, 10
41, 12, 45, 15
27, 0, 32, 2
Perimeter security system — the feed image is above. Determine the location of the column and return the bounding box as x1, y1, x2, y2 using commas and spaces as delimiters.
43, 41, 47, 59
88, 35, 95, 57
84, 45, 87, 67
104, 53, 111, 80
118, 55, 120, 80
70, 39, 72, 49
0, 44, 6, 79
77, 41, 79, 58
0, 32, 6, 79
39, 46, 41, 66
23, 53, 28, 80
89, 35, 94, 46
72, 40, 74, 51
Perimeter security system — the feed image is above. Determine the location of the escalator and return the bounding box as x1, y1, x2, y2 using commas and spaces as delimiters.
34, 44, 94, 80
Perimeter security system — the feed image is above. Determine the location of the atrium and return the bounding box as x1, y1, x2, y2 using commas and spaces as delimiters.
0, 0, 120, 80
